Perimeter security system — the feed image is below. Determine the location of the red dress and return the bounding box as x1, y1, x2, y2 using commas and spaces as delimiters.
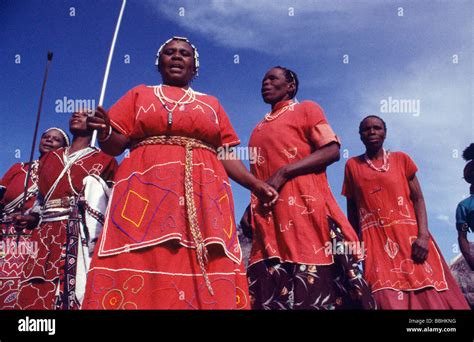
82, 85, 250, 309
16, 147, 117, 309
342, 152, 469, 309
0, 162, 38, 309
248, 100, 362, 266
247, 100, 374, 309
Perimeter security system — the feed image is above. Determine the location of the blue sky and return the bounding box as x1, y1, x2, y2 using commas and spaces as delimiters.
0, 0, 472, 262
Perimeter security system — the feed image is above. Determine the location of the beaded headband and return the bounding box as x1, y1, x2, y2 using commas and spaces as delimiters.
155, 36, 200, 76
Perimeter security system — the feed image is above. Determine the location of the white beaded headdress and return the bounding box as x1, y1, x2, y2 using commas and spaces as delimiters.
155, 36, 200, 76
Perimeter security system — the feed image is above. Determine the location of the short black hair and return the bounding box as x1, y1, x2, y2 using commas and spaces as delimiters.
462, 144, 474, 185
359, 115, 387, 134
274, 66, 299, 99
462, 143, 474, 161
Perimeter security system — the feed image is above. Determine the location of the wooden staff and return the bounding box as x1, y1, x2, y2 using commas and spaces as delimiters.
16, 51, 53, 242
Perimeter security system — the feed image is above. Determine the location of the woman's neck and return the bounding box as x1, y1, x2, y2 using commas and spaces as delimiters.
365, 147, 384, 160
271, 97, 292, 111
162, 82, 189, 90
69, 136, 91, 154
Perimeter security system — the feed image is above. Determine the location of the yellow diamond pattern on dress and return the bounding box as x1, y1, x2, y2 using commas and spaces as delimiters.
219, 194, 233, 239
121, 190, 150, 228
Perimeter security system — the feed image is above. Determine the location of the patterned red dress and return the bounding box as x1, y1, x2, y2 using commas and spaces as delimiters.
82, 85, 250, 309
247, 100, 374, 309
342, 152, 469, 309
0, 161, 39, 309
15, 147, 117, 309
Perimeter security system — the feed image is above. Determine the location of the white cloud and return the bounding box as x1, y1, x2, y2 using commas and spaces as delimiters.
148, 0, 471, 61
436, 215, 450, 223
147, 0, 384, 54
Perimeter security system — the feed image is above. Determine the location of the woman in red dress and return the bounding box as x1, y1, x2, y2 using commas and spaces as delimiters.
0, 127, 69, 309
342, 115, 469, 309
83, 36, 278, 309
14, 111, 117, 309
242, 66, 375, 309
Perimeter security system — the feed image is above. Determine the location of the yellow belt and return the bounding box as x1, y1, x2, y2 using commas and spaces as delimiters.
131, 135, 216, 295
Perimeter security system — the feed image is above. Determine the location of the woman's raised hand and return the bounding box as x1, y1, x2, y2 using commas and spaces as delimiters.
86, 106, 111, 141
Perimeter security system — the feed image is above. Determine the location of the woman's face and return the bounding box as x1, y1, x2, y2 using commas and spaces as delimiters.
359, 117, 386, 150
39, 129, 66, 155
69, 111, 89, 134
159, 40, 195, 87
261, 68, 294, 105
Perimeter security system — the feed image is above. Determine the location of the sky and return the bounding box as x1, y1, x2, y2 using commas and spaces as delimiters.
0, 0, 472, 263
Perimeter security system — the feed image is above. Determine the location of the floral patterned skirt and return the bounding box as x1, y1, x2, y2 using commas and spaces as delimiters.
247, 218, 376, 310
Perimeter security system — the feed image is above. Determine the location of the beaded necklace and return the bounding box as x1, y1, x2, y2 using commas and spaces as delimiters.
264, 102, 295, 122
154, 85, 196, 126
364, 148, 390, 172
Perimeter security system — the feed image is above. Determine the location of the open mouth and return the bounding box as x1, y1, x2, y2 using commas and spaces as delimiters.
169, 63, 184, 72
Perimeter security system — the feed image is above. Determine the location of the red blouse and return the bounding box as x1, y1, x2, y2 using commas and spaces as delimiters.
248, 100, 362, 266
98, 85, 243, 263
0, 162, 38, 212
38, 148, 117, 200
342, 152, 448, 292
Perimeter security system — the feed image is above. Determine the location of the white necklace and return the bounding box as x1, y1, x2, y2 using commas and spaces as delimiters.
264, 102, 295, 122
365, 148, 390, 172
154, 85, 196, 126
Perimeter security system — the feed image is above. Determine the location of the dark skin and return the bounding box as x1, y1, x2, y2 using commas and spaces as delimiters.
457, 226, 474, 270
87, 39, 198, 156
456, 164, 474, 270
14, 111, 92, 231
240, 68, 341, 233
347, 117, 430, 264
240, 204, 252, 239
39, 129, 67, 155
87, 39, 278, 206
261, 68, 340, 191
68, 111, 93, 153
0, 129, 66, 203
261, 68, 295, 110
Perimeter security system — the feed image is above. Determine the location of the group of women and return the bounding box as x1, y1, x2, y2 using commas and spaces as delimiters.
0, 36, 470, 310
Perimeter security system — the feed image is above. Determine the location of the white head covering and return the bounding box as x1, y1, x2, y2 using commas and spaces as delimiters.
43, 127, 70, 146
155, 36, 200, 77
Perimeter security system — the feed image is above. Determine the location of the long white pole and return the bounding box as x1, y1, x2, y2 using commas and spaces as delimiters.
90, 0, 127, 147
